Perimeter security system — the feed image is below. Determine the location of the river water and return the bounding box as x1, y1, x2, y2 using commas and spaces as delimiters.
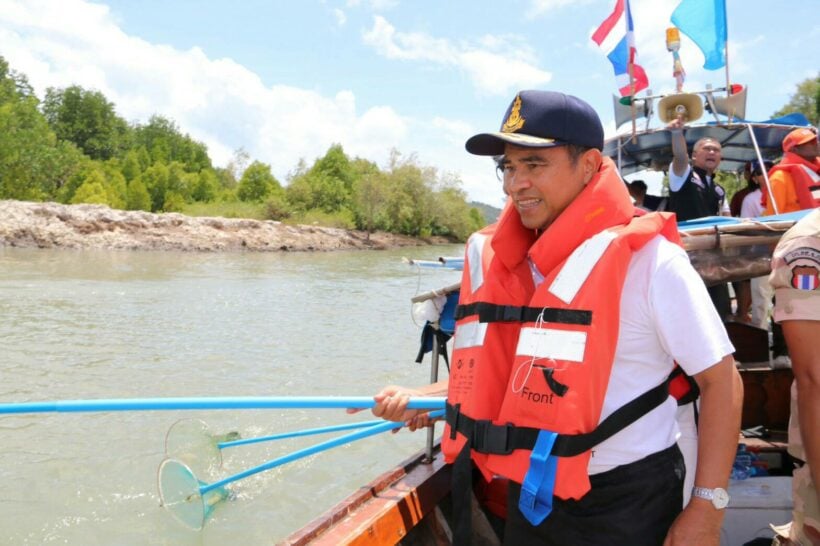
0, 245, 463, 545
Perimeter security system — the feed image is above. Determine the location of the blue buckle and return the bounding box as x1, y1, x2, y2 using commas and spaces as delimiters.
518, 430, 558, 526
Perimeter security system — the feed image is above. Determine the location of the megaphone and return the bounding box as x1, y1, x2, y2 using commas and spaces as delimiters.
657, 93, 704, 123
705, 84, 747, 120
613, 92, 653, 129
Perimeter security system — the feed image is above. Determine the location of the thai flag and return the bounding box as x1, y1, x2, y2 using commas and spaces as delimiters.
793, 273, 819, 291
592, 0, 649, 97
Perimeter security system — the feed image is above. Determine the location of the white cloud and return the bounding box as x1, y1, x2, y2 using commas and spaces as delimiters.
345, 0, 398, 10
362, 16, 551, 96
0, 0, 523, 205
333, 8, 347, 26
0, 0, 436, 189
527, 0, 596, 19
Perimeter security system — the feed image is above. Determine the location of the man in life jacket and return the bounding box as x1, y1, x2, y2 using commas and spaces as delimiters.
371, 90, 743, 546
763, 127, 820, 216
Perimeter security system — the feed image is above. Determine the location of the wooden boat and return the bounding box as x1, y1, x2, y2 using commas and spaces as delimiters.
280, 212, 810, 545
283, 83, 815, 543
281, 444, 454, 545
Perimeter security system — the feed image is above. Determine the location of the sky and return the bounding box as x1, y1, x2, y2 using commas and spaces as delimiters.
1, 0, 817, 207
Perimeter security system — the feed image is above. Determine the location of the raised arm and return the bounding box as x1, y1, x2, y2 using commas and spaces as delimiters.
668, 117, 689, 178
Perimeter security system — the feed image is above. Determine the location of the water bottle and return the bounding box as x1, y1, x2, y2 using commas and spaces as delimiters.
731, 444, 752, 480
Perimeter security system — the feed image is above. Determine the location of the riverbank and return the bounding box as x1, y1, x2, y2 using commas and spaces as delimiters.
0, 200, 447, 252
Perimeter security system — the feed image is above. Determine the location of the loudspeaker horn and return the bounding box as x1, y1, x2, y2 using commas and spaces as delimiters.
705, 85, 747, 120
657, 93, 704, 123
613, 93, 653, 129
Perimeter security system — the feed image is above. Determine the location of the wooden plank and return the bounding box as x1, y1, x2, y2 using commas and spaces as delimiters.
280, 449, 451, 545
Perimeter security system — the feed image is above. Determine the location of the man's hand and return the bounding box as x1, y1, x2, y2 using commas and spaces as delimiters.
668, 116, 689, 176
350, 380, 448, 432
667, 117, 685, 132
663, 500, 723, 546
371, 385, 423, 422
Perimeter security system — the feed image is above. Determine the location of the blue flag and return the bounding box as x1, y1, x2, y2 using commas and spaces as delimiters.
671, 0, 727, 70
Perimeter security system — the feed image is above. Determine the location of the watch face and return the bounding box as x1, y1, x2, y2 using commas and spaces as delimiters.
712, 487, 730, 509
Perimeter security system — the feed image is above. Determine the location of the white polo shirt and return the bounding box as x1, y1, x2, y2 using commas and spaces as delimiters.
532, 235, 734, 473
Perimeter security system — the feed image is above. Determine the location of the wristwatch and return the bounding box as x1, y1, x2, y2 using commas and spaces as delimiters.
692, 486, 730, 509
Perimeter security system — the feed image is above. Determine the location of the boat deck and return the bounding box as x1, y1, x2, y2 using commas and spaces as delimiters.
280, 448, 452, 545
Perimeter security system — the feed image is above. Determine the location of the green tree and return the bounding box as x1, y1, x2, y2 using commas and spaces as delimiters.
70, 170, 110, 205
0, 57, 85, 201
213, 166, 237, 191
311, 143, 356, 209
383, 151, 436, 237
237, 161, 281, 202
121, 150, 142, 182
772, 74, 819, 125
135, 146, 152, 171
429, 185, 485, 240
287, 170, 350, 213
42, 85, 129, 160
166, 161, 193, 202
162, 191, 186, 212
719, 173, 740, 204
101, 161, 127, 209
140, 162, 171, 211
285, 145, 356, 213
264, 194, 292, 221
131, 115, 212, 172
351, 159, 389, 237
126, 177, 151, 211
192, 169, 219, 202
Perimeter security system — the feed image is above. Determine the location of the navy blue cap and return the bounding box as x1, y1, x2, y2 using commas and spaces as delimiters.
465, 90, 604, 156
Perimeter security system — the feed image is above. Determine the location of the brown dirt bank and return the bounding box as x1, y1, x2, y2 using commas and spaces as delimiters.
0, 200, 451, 252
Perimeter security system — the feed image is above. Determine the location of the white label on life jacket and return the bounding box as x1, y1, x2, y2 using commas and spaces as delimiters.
467, 232, 488, 293
454, 320, 487, 349
516, 327, 587, 362
549, 230, 617, 304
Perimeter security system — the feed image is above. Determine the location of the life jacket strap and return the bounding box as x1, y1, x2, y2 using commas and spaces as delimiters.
668, 365, 700, 405
455, 302, 592, 326
445, 378, 670, 458
519, 431, 559, 526
540, 367, 569, 397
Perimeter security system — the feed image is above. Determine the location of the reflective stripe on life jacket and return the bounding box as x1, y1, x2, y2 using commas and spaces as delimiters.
780, 163, 820, 211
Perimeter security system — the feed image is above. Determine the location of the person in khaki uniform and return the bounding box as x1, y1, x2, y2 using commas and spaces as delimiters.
769, 208, 820, 546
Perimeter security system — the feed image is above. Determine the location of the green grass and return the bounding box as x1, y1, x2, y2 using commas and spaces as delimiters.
179, 201, 268, 220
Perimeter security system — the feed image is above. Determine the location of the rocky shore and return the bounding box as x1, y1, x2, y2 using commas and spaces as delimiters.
0, 200, 442, 252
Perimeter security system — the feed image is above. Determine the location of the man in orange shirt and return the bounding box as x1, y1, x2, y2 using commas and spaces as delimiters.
763, 128, 820, 215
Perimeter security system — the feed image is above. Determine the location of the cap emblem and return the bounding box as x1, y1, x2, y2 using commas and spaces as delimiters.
502, 95, 525, 133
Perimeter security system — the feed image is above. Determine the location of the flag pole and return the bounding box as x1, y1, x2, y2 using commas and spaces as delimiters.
626, 0, 637, 143
629, 63, 637, 143
722, 0, 731, 107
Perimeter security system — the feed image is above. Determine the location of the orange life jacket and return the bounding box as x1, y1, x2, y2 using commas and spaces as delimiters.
441, 204, 534, 480
763, 153, 820, 213
461, 158, 682, 505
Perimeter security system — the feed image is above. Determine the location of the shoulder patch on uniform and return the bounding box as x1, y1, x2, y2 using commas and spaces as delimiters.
784, 246, 820, 291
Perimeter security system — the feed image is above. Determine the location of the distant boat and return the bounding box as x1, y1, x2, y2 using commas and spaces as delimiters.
403, 256, 464, 271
